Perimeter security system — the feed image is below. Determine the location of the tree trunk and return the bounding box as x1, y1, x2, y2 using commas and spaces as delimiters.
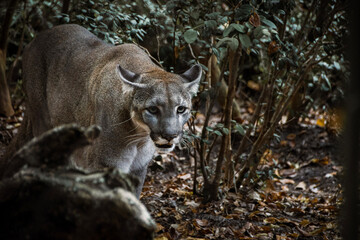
0, 50, 14, 116
0, 0, 19, 117
342, 2, 360, 239
62, 0, 71, 14
209, 55, 242, 121
202, 47, 241, 202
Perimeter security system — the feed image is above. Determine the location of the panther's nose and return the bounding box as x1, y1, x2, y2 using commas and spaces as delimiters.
162, 134, 177, 142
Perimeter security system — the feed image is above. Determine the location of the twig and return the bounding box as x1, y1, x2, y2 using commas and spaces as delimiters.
210, 47, 241, 199
199, 55, 228, 185
133, 42, 163, 68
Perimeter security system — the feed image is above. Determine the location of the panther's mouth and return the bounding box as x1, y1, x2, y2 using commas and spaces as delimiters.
155, 143, 174, 149
155, 143, 175, 153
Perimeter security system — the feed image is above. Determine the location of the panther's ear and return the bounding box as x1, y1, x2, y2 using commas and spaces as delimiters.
117, 65, 146, 89
180, 64, 202, 96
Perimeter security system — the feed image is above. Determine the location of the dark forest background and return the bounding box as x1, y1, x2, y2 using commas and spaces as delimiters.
0, 0, 358, 239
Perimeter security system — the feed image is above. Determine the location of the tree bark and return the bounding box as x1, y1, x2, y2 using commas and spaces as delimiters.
203, 47, 241, 202
0, 50, 14, 116
62, 0, 71, 14
342, 2, 360, 239
0, 0, 18, 117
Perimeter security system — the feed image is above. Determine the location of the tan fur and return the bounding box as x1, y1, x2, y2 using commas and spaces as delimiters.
6, 24, 201, 197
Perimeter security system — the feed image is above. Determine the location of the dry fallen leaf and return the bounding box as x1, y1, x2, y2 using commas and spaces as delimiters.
248, 210, 261, 219
194, 218, 209, 227
325, 171, 337, 178
178, 173, 191, 180
279, 168, 297, 178
248, 190, 261, 201
280, 140, 288, 146
295, 181, 307, 190
268, 40, 280, 55
249, 12, 261, 27
247, 80, 261, 91
286, 133, 296, 140
300, 219, 310, 227
281, 185, 290, 191
279, 179, 295, 185
154, 236, 168, 240
310, 156, 331, 166
326, 107, 344, 134
263, 217, 278, 224
234, 207, 248, 214
309, 184, 319, 193
276, 235, 288, 240
289, 232, 300, 238
316, 118, 325, 127
289, 141, 296, 148
184, 200, 200, 208
156, 223, 165, 233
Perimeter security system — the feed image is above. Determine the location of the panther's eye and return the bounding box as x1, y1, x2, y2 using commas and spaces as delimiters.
177, 106, 187, 114
147, 106, 159, 114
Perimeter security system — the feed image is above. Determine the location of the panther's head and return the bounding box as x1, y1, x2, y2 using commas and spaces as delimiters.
117, 64, 202, 152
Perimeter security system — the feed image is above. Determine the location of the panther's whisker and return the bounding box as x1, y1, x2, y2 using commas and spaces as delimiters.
122, 135, 147, 144
125, 136, 148, 148
137, 137, 150, 149
111, 116, 134, 127
123, 132, 148, 139
128, 124, 140, 133
138, 141, 147, 149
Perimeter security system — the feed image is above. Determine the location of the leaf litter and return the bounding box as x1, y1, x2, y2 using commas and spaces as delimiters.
0, 108, 343, 240
141, 110, 342, 240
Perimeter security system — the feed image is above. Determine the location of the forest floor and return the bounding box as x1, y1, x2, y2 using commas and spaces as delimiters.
141, 111, 343, 240
0, 108, 343, 240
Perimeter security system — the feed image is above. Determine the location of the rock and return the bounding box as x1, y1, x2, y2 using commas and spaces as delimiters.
0, 124, 156, 239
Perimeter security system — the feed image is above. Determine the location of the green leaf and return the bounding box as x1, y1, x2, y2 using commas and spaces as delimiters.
273, 133, 281, 142
213, 130, 223, 136
278, 10, 286, 15
321, 73, 332, 90
333, 61, 341, 70
216, 123, 224, 128
206, 127, 214, 132
232, 23, 247, 33
190, 12, 200, 20
222, 128, 229, 135
239, 33, 252, 49
234, 124, 245, 136
223, 25, 234, 37
234, 4, 253, 21
206, 12, 221, 20
76, 15, 85, 20
43, 1, 51, 7
205, 20, 217, 29
199, 63, 208, 71
224, 24, 247, 37
273, 16, 283, 25
262, 19, 277, 29
184, 29, 198, 44
216, 37, 239, 51
254, 26, 267, 39
202, 139, 211, 145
